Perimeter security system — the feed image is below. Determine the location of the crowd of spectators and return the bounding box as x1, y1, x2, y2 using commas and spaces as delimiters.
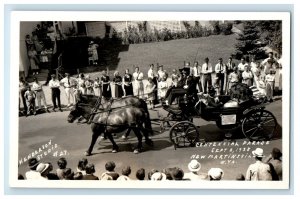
19, 51, 282, 116
19, 147, 282, 181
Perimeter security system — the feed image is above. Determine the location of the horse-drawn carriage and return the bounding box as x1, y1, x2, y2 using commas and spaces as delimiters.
68, 83, 277, 155
158, 88, 277, 150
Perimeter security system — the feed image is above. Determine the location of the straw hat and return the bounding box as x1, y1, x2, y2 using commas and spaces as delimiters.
252, 148, 265, 158
188, 160, 201, 172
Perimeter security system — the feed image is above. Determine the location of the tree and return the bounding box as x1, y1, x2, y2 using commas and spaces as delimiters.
254, 21, 282, 55
233, 21, 267, 60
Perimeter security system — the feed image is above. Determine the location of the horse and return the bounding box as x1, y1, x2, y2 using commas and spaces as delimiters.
67, 97, 153, 156
73, 94, 153, 136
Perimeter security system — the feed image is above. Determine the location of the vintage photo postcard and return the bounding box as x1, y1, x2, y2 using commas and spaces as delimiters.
9, 11, 290, 189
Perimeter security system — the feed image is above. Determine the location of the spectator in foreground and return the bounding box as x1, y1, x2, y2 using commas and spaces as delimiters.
73, 172, 83, 180
56, 157, 67, 179
208, 168, 224, 181
62, 168, 74, 180
236, 173, 245, 181
100, 161, 119, 180
172, 167, 185, 181
117, 166, 132, 181
245, 148, 272, 181
148, 169, 159, 180
25, 158, 41, 180
76, 158, 88, 175
82, 163, 99, 180
136, 168, 146, 180
183, 159, 203, 180
151, 172, 167, 181
264, 147, 282, 180
36, 162, 54, 180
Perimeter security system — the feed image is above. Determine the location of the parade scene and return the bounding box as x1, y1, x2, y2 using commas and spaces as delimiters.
18, 20, 284, 182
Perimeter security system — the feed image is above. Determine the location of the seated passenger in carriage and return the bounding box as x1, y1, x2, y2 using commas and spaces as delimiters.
163, 69, 197, 107
197, 86, 222, 108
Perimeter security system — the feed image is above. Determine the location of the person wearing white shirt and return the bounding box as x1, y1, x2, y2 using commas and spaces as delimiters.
157, 65, 166, 82
242, 66, 253, 87
214, 58, 226, 95
147, 64, 155, 79
190, 61, 203, 92
238, 57, 249, 83
32, 77, 49, 112
201, 57, 213, 94
225, 57, 236, 94
49, 74, 62, 112
60, 73, 76, 107
132, 67, 144, 98
265, 70, 276, 101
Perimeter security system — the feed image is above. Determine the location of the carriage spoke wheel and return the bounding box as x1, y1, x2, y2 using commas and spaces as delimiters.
169, 121, 199, 150
242, 110, 277, 141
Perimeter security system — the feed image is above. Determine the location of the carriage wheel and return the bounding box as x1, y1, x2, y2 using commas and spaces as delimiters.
169, 121, 199, 150
242, 110, 277, 141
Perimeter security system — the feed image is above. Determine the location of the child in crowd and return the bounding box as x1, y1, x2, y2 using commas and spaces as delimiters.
76, 158, 88, 175
136, 168, 146, 180
145, 77, 156, 109
117, 166, 132, 181
101, 161, 119, 180
56, 157, 67, 179
24, 86, 36, 116
157, 75, 168, 102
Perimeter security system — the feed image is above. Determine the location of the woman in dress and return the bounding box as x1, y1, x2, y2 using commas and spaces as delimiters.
101, 70, 112, 99
27, 45, 40, 75
93, 77, 102, 97
123, 69, 133, 96
113, 71, 124, 98
85, 75, 94, 95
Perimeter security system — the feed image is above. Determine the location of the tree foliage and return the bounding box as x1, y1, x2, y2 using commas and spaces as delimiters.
233, 21, 267, 60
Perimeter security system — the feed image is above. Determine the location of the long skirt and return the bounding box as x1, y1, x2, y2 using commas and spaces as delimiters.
114, 84, 124, 98
124, 84, 133, 96
102, 84, 112, 99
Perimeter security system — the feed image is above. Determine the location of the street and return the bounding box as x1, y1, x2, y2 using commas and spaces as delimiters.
18, 98, 283, 180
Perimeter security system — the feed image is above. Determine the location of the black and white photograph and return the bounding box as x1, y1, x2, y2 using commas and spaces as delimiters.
10, 11, 290, 189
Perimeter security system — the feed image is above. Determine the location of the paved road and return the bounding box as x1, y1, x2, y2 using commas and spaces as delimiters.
18, 99, 282, 180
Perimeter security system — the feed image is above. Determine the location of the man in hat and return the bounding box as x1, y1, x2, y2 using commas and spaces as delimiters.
49, 74, 62, 112
183, 159, 203, 180
25, 158, 42, 180
60, 73, 76, 107
201, 57, 213, 94
245, 148, 272, 181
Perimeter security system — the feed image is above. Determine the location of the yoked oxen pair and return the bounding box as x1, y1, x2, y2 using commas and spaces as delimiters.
67, 94, 153, 156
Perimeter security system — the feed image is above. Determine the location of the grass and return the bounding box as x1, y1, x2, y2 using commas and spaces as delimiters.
81, 34, 239, 79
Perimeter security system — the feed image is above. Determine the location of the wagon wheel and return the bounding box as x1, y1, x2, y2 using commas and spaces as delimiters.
169, 121, 199, 150
242, 110, 277, 141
